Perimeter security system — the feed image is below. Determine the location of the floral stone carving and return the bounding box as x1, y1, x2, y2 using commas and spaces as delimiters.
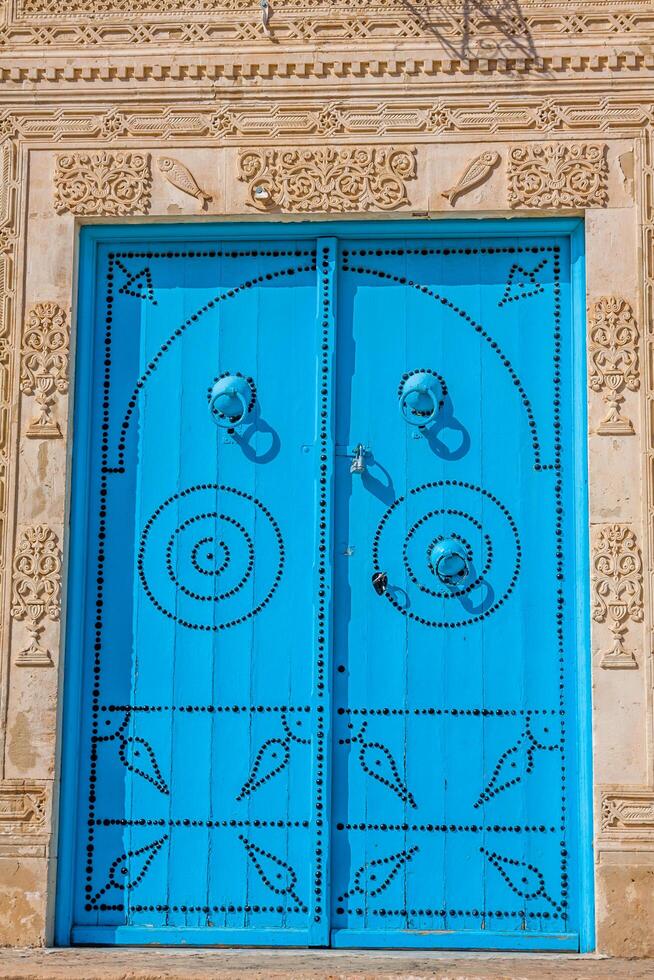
588, 296, 639, 435
11, 526, 62, 667
238, 146, 417, 212
20, 302, 69, 439
507, 142, 608, 209
53, 151, 151, 216
592, 524, 643, 669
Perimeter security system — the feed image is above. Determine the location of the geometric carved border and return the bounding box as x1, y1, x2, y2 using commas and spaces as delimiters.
4, 5, 654, 61
1, 99, 653, 145
599, 787, 654, 850
0, 780, 47, 835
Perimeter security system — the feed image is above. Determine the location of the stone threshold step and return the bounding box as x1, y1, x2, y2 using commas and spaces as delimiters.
0, 949, 652, 980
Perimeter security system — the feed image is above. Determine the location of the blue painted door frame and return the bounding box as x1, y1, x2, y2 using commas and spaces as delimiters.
56, 219, 593, 951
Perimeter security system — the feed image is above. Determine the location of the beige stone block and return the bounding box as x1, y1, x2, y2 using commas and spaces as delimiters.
27, 153, 75, 305
592, 674, 648, 784
17, 439, 68, 525
596, 862, 654, 957
587, 436, 641, 522
585, 208, 639, 302
605, 142, 636, 211
0, 857, 47, 948
4, 667, 61, 781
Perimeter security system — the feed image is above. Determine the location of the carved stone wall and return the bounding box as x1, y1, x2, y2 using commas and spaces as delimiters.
0, 0, 653, 957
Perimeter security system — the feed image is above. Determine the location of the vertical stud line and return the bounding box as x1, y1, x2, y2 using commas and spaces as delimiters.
309, 237, 336, 945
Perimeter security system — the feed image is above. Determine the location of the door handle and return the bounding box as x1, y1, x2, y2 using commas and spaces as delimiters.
209, 374, 254, 429
398, 370, 445, 427
350, 444, 368, 475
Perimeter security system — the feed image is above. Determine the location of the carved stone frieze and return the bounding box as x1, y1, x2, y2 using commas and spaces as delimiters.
238, 146, 416, 212
10, 525, 62, 668
592, 524, 643, 669
4, 0, 654, 54
3, 55, 654, 85
0, 781, 47, 836
588, 297, 640, 435
0, 99, 649, 146
600, 788, 654, 848
53, 151, 151, 216
507, 143, 608, 209
20, 302, 69, 439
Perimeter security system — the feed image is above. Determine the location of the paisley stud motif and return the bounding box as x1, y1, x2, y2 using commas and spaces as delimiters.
236, 737, 291, 801
341, 721, 417, 808
481, 847, 559, 909
239, 835, 306, 911
88, 836, 168, 908
339, 846, 419, 901
475, 719, 560, 807
117, 735, 169, 795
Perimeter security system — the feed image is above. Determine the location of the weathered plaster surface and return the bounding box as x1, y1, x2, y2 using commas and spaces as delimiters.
0, 0, 653, 956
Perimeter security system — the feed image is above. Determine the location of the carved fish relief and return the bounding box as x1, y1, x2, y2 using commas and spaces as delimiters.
442, 150, 501, 205
157, 157, 213, 210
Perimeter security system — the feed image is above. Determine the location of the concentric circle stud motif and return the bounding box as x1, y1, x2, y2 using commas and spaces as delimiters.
138, 484, 284, 631
209, 373, 255, 428
398, 369, 446, 427
372, 481, 521, 628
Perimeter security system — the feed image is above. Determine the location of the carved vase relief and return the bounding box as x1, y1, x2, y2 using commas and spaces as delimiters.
588, 297, 639, 435
10, 525, 62, 667
20, 302, 69, 439
592, 524, 643, 669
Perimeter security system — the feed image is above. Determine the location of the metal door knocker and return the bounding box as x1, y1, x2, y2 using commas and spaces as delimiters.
429, 537, 470, 586
372, 571, 388, 596
398, 369, 446, 427
209, 373, 255, 429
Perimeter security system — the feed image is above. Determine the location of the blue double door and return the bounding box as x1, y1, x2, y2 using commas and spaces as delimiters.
60, 224, 589, 949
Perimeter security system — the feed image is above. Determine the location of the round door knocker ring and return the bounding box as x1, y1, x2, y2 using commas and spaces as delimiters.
429, 537, 470, 586
398, 370, 446, 427
209, 373, 256, 429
